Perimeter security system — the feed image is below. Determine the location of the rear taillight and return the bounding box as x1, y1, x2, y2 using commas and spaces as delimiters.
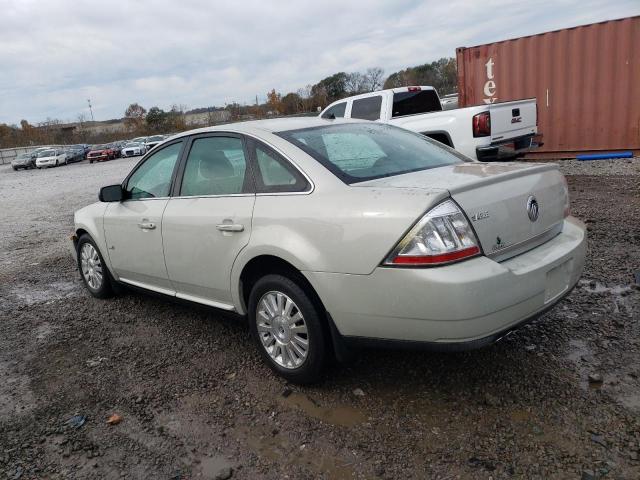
384, 200, 481, 266
407, 86, 421, 92
472, 111, 491, 137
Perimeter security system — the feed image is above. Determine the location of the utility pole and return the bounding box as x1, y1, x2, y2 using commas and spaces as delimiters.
87, 99, 94, 121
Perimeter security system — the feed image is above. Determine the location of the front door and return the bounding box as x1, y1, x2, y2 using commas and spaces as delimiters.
103, 141, 183, 294
162, 134, 255, 308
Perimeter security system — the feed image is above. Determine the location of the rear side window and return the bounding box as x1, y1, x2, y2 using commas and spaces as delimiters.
252, 142, 309, 193
392, 90, 442, 117
351, 96, 382, 120
180, 137, 250, 196
321, 102, 346, 119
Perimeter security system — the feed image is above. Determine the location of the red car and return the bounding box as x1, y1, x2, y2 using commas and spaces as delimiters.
87, 144, 116, 163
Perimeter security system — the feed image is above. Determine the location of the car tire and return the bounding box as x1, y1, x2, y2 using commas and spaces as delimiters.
77, 234, 115, 299
248, 274, 327, 384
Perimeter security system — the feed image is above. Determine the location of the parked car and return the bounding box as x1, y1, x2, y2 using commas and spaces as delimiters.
113, 141, 128, 158
87, 145, 116, 163
144, 135, 164, 152
69, 144, 90, 158
121, 142, 147, 157
319, 86, 540, 161
71, 118, 585, 383
11, 152, 36, 170
35, 148, 68, 168
65, 147, 85, 163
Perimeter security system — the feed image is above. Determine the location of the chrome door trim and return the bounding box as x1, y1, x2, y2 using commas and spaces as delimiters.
119, 277, 176, 296
118, 278, 236, 312
175, 292, 236, 311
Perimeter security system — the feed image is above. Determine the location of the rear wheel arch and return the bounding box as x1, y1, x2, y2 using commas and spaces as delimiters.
239, 255, 327, 317
423, 131, 454, 148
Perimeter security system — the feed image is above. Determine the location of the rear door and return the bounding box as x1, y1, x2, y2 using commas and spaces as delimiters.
488, 99, 537, 142
161, 133, 255, 309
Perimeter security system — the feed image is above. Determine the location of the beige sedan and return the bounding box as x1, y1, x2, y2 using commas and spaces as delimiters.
71, 118, 586, 383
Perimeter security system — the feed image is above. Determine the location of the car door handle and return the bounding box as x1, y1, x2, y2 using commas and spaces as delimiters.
138, 222, 156, 230
216, 223, 244, 232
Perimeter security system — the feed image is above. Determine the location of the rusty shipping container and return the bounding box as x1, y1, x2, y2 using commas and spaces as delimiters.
456, 16, 640, 157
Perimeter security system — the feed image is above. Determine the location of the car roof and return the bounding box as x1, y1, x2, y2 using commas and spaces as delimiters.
167, 117, 361, 141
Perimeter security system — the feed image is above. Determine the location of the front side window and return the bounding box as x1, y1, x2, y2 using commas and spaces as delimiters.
180, 136, 249, 196
321, 102, 346, 119
278, 123, 465, 184
253, 142, 309, 193
351, 96, 382, 120
125, 141, 182, 199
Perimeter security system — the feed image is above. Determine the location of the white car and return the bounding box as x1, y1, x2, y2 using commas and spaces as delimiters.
121, 142, 147, 157
71, 118, 586, 383
144, 135, 165, 152
35, 148, 68, 168
319, 86, 539, 161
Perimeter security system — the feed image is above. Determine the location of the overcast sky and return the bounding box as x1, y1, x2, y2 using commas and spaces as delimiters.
0, 0, 637, 125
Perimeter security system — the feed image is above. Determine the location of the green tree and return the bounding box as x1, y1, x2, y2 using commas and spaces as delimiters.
383, 58, 457, 95
146, 107, 166, 132
311, 72, 348, 106
280, 92, 303, 115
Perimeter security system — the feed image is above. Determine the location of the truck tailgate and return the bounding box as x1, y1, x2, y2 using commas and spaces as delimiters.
488, 99, 537, 142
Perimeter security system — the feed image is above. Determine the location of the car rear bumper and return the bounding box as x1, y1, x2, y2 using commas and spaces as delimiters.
304, 216, 586, 346
476, 134, 542, 161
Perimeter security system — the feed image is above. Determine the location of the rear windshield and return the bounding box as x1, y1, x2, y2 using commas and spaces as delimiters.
277, 123, 465, 184
392, 90, 442, 117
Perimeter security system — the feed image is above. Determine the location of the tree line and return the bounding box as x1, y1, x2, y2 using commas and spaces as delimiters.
0, 58, 457, 149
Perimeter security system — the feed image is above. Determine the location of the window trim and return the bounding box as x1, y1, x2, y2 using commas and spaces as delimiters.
246, 137, 312, 195
172, 132, 256, 199
120, 139, 186, 202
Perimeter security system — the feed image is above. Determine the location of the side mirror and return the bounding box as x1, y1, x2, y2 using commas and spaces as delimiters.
99, 184, 124, 202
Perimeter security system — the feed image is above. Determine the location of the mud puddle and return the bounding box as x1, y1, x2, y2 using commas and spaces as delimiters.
235, 424, 362, 480
279, 391, 367, 427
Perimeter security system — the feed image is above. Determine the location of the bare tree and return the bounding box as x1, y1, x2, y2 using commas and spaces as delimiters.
363, 67, 385, 92
124, 103, 147, 133
297, 84, 314, 112
345, 72, 366, 95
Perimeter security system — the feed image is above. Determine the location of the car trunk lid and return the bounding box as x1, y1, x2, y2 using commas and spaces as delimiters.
353, 162, 567, 261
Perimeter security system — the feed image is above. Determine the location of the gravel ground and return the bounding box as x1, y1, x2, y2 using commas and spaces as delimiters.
0, 156, 639, 479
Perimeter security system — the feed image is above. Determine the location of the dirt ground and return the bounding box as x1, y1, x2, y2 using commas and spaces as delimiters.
1, 156, 639, 480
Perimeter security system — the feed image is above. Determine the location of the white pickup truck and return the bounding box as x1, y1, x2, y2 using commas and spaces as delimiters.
318, 86, 539, 161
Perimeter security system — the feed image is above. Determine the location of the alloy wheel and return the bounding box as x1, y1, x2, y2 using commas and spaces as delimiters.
80, 243, 103, 290
256, 291, 309, 369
